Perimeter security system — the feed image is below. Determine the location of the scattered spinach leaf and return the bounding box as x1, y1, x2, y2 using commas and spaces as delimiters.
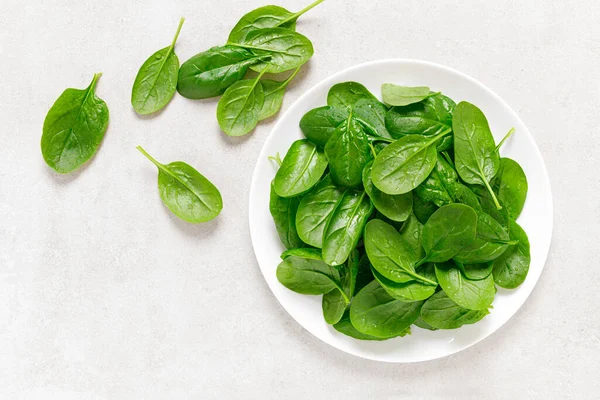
259, 67, 301, 120
217, 72, 266, 136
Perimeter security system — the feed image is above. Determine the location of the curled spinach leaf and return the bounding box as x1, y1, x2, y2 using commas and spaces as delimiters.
269, 182, 303, 249
363, 160, 413, 222
333, 310, 390, 341
372, 264, 437, 302
322, 190, 373, 266
300, 106, 349, 147
273, 139, 328, 197
295, 175, 344, 248
454, 211, 514, 264
136, 146, 223, 223
492, 220, 531, 289
280, 248, 322, 260
420, 290, 489, 329
434, 261, 496, 310
41, 73, 109, 174
132, 18, 184, 115
322, 250, 359, 324
177, 46, 266, 99
353, 98, 392, 139
456, 261, 494, 280
381, 84, 437, 107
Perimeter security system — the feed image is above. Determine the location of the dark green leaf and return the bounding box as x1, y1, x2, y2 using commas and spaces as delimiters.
493, 158, 528, 219
299, 106, 349, 147
269, 182, 303, 249
435, 261, 495, 310
352, 98, 392, 139
413, 315, 438, 331
323, 250, 358, 324
421, 291, 489, 329
273, 139, 328, 197
457, 261, 494, 280
217, 76, 265, 136
493, 220, 531, 289
327, 81, 378, 110
363, 160, 413, 222
333, 310, 391, 340
259, 68, 300, 120
41, 74, 109, 174
399, 213, 425, 260
280, 248, 322, 260
372, 264, 437, 302
136, 146, 223, 223
276, 254, 341, 295
412, 194, 438, 224
454, 211, 511, 264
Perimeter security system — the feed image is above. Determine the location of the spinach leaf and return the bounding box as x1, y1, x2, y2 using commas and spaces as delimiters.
327, 81, 378, 110
492, 220, 531, 288
217, 73, 265, 136
385, 93, 455, 151
324, 115, 372, 188
371, 129, 452, 195
454, 211, 513, 264
493, 158, 528, 219
136, 146, 223, 223
413, 315, 437, 331
456, 261, 494, 280
269, 182, 303, 249
228, 0, 325, 43
472, 186, 510, 231
333, 310, 390, 341
281, 248, 322, 260
420, 291, 489, 329
131, 18, 184, 115
372, 264, 437, 302
276, 254, 342, 295
364, 219, 437, 285
322, 190, 373, 266
295, 175, 344, 247
259, 67, 301, 120
399, 214, 425, 260
453, 101, 502, 209
412, 194, 438, 224
41, 73, 109, 174
420, 204, 478, 263
322, 250, 359, 324
350, 280, 423, 338
177, 46, 266, 99
381, 84, 437, 106
353, 98, 392, 139
362, 160, 413, 222
434, 261, 495, 310
299, 106, 349, 147
355, 254, 375, 293
273, 139, 328, 197
230, 28, 314, 74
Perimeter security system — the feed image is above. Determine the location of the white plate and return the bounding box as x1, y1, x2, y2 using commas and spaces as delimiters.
248, 59, 553, 363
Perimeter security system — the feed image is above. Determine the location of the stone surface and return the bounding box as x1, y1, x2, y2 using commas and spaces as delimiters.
0, 0, 598, 398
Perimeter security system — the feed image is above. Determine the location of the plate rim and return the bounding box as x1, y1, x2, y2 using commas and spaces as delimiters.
248, 58, 554, 363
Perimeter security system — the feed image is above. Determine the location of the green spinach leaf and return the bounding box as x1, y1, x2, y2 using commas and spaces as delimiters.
322, 190, 373, 266
323, 250, 358, 324
327, 81, 378, 110
363, 160, 413, 222
493, 158, 528, 219
454, 211, 513, 264
217, 73, 265, 136
280, 248, 322, 260
41, 73, 109, 174
132, 18, 184, 115
456, 261, 494, 280
492, 220, 530, 289
372, 264, 437, 302
333, 310, 391, 340
421, 291, 489, 329
381, 84, 437, 106
300, 106, 349, 147
412, 194, 438, 224
295, 175, 344, 247
276, 254, 342, 295
273, 139, 328, 197
399, 213, 425, 259
353, 98, 392, 139
270, 182, 304, 249
434, 261, 495, 310
136, 146, 223, 223
259, 67, 300, 120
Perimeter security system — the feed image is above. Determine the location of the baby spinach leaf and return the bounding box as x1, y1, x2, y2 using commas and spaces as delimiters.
259, 67, 301, 120
132, 18, 184, 115
493, 158, 528, 219
136, 146, 223, 223
434, 261, 495, 310
41, 73, 109, 174
295, 175, 345, 247
352, 98, 392, 139
327, 81, 378, 110
273, 139, 328, 197
324, 115, 372, 188
217, 73, 265, 136
364, 219, 437, 285
333, 310, 389, 340
412, 194, 438, 224
454, 211, 513, 264
472, 186, 510, 231
362, 160, 413, 222
230, 28, 314, 74
421, 204, 478, 263
385, 93, 455, 151
322, 190, 373, 266
492, 220, 531, 289
355, 254, 375, 293
420, 290, 489, 330
177, 46, 266, 99
228, 0, 325, 43
322, 249, 358, 324
414, 316, 438, 331
276, 254, 342, 295
456, 261, 494, 280
269, 182, 303, 249
399, 214, 425, 260
371, 129, 452, 195
281, 248, 322, 260
299, 106, 349, 147
453, 101, 502, 209
372, 264, 437, 302
381, 84, 437, 106
350, 280, 423, 338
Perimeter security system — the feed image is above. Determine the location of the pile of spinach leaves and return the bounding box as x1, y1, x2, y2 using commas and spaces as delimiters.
270, 81, 530, 339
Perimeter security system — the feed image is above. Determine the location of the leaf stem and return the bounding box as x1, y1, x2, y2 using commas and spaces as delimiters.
368, 142, 377, 158
170, 17, 185, 50
268, 153, 283, 166
136, 145, 163, 169
278, 0, 325, 27
430, 127, 453, 145
368, 136, 395, 144
89, 73, 102, 92
495, 127, 515, 153
482, 175, 502, 210
441, 151, 455, 168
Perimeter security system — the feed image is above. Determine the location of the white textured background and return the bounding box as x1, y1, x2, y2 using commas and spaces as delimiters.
0, 0, 598, 398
